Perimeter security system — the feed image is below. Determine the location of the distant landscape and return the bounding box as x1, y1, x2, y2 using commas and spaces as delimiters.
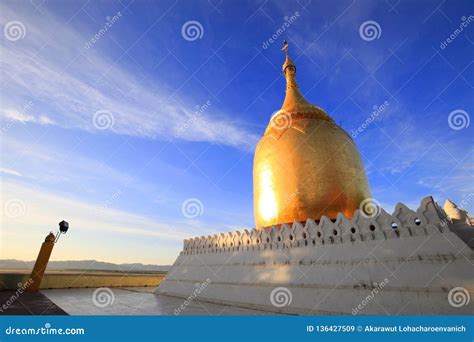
0, 259, 171, 273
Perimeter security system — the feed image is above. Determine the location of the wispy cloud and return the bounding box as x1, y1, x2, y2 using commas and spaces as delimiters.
0, 3, 258, 149
0, 167, 22, 177
1, 135, 136, 191
1, 178, 252, 263
1, 180, 208, 262
1, 108, 55, 125
1, 180, 186, 238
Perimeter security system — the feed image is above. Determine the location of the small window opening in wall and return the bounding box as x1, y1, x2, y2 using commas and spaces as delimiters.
317, 231, 321, 238
289, 235, 293, 240
277, 236, 281, 242
256, 239, 260, 244
247, 240, 250, 245
370, 225, 375, 231
350, 227, 356, 234
333, 229, 338, 236
391, 222, 398, 229
312, 239, 316, 245
267, 238, 270, 243
230, 242, 233, 247
414, 218, 421, 225
302, 233, 307, 239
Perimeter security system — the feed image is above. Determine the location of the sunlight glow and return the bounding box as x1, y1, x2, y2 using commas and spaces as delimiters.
258, 164, 278, 222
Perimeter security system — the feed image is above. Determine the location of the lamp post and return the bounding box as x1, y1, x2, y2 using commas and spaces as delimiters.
27, 221, 69, 292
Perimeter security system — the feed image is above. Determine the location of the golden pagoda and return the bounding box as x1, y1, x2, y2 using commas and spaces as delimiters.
253, 41, 371, 229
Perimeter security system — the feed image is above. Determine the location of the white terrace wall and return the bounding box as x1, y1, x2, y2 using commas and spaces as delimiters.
157, 196, 474, 315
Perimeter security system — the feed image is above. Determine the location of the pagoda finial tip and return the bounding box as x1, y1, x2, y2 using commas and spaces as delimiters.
281, 40, 289, 55
281, 40, 296, 74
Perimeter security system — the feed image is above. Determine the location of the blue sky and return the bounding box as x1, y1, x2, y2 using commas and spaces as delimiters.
1, 0, 473, 264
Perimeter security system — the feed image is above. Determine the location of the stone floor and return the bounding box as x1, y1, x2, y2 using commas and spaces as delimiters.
41, 287, 275, 315
0, 290, 67, 315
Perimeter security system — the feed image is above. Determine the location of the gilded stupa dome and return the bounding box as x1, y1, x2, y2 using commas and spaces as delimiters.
253, 41, 371, 229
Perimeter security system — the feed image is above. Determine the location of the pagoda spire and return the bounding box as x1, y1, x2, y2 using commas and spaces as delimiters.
280, 40, 315, 114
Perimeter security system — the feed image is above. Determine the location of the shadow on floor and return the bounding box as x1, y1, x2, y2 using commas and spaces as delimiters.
0, 290, 68, 315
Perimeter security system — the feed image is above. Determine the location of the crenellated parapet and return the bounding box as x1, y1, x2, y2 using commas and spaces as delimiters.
181, 196, 453, 255
159, 195, 473, 315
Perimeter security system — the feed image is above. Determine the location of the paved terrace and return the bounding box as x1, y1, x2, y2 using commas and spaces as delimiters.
0, 287, 277, 315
